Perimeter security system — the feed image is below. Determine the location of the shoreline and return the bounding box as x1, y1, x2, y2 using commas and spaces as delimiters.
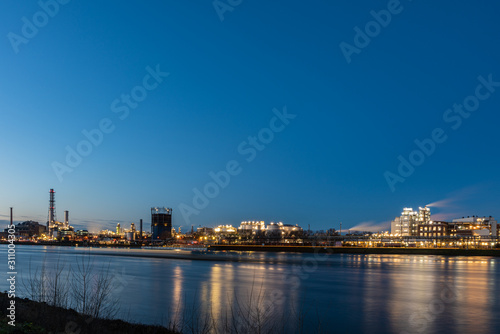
208, 245, 500, 257
0, 241, 142, 248
5, 242, 500, 258
0, 292, 176, 334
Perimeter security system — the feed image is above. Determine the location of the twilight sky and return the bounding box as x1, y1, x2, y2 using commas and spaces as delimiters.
1, 0, 499, 232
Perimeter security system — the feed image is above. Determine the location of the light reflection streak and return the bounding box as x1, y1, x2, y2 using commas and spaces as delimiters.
358, 255, 498, 334
171, 265, 183, 325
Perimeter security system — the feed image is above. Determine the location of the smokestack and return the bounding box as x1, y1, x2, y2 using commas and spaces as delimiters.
64, 210, 69, 225
140, 219, 143, 238
48, 189, 56, 226
10, 207, 13, 226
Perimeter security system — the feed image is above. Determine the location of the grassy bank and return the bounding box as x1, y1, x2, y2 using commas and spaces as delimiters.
0, 292, 177, 334
209, 245, 500, 256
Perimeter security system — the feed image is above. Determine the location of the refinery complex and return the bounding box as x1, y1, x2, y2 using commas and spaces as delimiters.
2, 189, 499, 249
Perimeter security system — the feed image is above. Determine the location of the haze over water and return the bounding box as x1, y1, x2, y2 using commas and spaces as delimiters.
2, 245, 499, 334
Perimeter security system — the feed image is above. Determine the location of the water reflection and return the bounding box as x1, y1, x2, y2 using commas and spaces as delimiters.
171, 265, 183, 324
1, 246, 499, 334
199, 262, 299, 332
354, 255, 499, 334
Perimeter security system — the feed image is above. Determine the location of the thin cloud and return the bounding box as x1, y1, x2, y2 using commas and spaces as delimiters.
0, 212, 134, 233
71, 218, 133, 233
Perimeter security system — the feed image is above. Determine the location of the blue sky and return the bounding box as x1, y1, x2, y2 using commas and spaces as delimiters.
1, 0, 499, 232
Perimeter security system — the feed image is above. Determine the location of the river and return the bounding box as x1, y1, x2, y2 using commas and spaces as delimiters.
1, 245, 499, 333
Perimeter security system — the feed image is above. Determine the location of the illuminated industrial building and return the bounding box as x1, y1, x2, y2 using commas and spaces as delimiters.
214, 225, 237, 234
391, 206, 431, 236
265, 222, 303, 237
236, 221, 303, 237
197, 227, 214, 235
418, 206, 431, 224
151, 207, 173, 240
47, 188, 57, 234
125, 222, 137, 241
5, 221, 46, 238
450, 216, 498, 237
390, 203, 498, 240
238, 221, 266, 235
44, 189, 74, 240
279, 223, 303, 236
417, 221, 448, 237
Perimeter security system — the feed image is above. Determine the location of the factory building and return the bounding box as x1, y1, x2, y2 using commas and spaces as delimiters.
214, 225, 237, 234
450, 216, 498, 237
265, 222, 303, 237
279, 223, 303, 236
238, 221, 266, 235
391, 206, 430, 236
393, 206, 498, 238
151, 207, 173, 240
5, 221, 46, 238
197, 227, 214, 235
44, 189, 74, 240
417, 221, 449, 237
418, 206, 431, 224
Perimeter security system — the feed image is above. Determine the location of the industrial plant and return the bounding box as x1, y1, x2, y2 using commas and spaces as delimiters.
45, 189, 76, 240
1, 190, 499, 250
391, 206, 498, 238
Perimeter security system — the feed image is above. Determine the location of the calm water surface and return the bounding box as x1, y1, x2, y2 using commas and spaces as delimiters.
1, 245, 499, 334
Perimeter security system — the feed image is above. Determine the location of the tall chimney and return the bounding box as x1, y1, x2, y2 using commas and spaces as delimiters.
64, 210, 69, 225
10, 207, 13, 226
140, 219, 143, 238
48, 189, 56, 223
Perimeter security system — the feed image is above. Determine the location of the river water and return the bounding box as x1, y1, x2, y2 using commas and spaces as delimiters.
1, 245, 499, 334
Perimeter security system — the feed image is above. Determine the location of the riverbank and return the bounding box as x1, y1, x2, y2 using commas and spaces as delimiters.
0, 240, 142, 248
4, 242, 500, 257
209, 245, 500, 256
0, 292, 177, 334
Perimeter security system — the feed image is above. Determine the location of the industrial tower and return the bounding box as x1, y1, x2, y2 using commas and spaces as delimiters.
47, 189, 57, 230
64, 210, 69, 228
151, 207, 173, 240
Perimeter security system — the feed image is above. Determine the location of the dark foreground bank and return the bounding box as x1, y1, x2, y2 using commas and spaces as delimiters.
0, 292, 177, 334
209, 245, 500, 256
